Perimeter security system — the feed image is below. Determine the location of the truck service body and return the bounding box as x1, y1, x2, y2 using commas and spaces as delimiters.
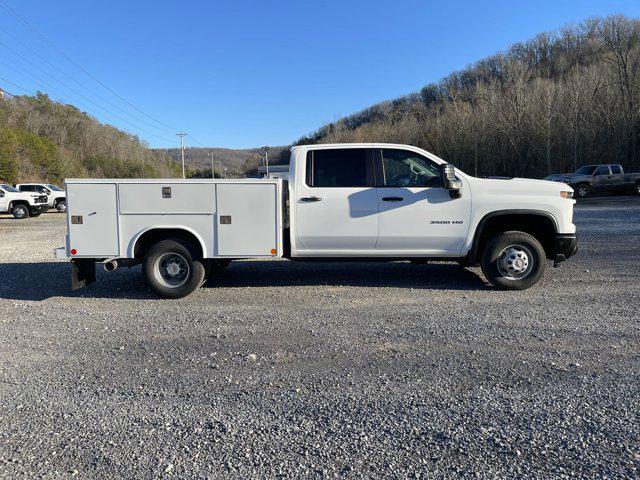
55, 143, 578, 298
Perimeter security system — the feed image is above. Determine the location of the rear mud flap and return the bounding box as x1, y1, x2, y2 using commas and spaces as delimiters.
71, 259, 96, 290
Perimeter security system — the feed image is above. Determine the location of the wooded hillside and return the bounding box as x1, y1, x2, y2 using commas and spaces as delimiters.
0, 92, 180, 184
297, 15, 640, 178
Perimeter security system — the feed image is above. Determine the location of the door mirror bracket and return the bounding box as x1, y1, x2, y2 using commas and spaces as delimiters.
440, 163, 462, 198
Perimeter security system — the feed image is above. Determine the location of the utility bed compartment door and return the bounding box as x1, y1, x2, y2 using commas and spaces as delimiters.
67, 183, 118, 257
118, 183, 215, 214
216, 183, 278, 256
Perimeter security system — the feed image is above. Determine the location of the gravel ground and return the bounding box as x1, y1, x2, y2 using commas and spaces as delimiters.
0, 198, 639, 479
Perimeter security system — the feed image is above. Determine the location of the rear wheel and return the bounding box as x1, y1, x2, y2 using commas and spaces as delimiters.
143, 239, 205, 299
575, 184, 590, 198
11, 204, 29, 219
56, 200, 67, 213
481, 231, 546, 290
634, 181, 640, 196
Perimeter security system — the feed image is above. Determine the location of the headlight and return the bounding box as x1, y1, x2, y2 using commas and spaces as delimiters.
560, 191, 573, 199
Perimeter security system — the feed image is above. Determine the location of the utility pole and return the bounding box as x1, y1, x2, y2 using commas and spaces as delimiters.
219, 160, 223, 178
208, 150, 214, 179
262, 146, 270, 177
176, 131, 187, 178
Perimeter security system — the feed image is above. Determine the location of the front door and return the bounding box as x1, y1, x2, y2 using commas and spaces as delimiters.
374, 148, 471, 254
591, 165, 611, 192
295, 148, 378, 253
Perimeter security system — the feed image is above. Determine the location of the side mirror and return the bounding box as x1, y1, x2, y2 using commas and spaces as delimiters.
440, 163, 462, 197
0, 191, 4, 198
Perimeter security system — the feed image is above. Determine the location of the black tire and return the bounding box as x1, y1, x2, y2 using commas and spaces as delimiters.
481, 231, 546, 290
575, 183, 590, 198
11, 204, 30, 219
143, 239, 206, 299
634, 182, 640, 196
56, 200, 67, 213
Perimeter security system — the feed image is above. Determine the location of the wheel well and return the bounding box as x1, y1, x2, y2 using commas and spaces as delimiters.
133, 228, 204, 260
473, 213, 557, 262
9, 200, 29, 209
54, 197, 65, 203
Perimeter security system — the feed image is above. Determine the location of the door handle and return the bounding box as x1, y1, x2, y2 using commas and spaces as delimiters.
382, 196, 404, 202
300, 196, 322, 202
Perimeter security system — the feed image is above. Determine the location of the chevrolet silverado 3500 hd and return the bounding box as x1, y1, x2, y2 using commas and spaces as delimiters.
55, 143, 578, 298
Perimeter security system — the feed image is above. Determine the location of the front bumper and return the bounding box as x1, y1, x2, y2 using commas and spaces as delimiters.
553, 234, 578, 266
29, 204, 49, 214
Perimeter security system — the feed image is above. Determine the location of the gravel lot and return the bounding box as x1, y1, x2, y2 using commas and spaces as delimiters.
0, 197, 639, 479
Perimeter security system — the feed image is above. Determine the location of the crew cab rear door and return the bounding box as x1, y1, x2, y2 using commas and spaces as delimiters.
374, 148, 470, 254
294, 148, 378, 253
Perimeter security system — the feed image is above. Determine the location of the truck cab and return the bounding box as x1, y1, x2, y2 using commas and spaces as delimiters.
57, 143, 578, 298
16, 183, 67, 212
0, 184, 49, 219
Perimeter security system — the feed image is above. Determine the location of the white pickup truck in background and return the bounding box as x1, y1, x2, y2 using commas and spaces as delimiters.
16, 183, 67, 212
0, 184, 49, 219
55, 143, 578, 298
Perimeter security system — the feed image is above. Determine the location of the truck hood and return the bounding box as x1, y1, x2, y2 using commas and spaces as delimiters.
469, 176, 573, 196
6, 192, 46, 203
545, 173, 590, 184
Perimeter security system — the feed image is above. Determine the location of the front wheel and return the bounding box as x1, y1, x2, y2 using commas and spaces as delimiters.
56, 200, 67, 213
634, 182, 640, 196
11, 204, 30, 219
143, 239, 206, 299
481, 231, 546, 290
575, 184, 590, 198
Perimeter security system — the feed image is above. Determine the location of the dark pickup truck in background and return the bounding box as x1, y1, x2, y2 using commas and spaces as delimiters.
545, 164, 640, 198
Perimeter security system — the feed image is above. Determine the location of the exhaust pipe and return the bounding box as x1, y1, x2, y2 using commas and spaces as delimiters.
103, 260, 118, 272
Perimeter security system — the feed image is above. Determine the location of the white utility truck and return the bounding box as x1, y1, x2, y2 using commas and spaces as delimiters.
0, 184, 49, 219
55, 143, 578, 298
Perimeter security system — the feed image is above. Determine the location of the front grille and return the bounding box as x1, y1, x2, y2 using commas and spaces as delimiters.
35, 196, 47, 204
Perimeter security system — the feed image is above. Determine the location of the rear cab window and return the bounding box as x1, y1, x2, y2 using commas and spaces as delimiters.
305, 148, 374, 187
610, 165, 622, 174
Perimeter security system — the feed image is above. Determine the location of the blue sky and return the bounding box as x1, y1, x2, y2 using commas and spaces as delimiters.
1, 0, 639, 149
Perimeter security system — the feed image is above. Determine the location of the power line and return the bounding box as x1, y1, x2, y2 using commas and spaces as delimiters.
0, 0, 178, 133
0, 49, 176, 143
0, 25, 177, 135
0, 78, 175, 144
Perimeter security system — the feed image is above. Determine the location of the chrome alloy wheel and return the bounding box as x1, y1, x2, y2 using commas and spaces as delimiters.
497, 244, 534, 280
153, 252, 190, 288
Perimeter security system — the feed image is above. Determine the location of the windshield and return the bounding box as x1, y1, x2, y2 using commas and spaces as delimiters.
575, 166, 597, 175
46, 184, 63, 191
0, 184, 19, 192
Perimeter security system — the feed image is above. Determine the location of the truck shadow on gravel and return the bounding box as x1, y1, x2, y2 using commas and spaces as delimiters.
0, 260, 487, 301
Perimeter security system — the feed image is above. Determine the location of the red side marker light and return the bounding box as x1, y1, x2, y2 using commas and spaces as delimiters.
70, 248, 77, 255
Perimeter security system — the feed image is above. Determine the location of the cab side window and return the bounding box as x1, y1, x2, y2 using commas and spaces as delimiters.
306, 149, 369, 187
594, 166, 610, 176
380, 149, 441, 187
610, 165, 622, 174
20, 185, 35, 192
